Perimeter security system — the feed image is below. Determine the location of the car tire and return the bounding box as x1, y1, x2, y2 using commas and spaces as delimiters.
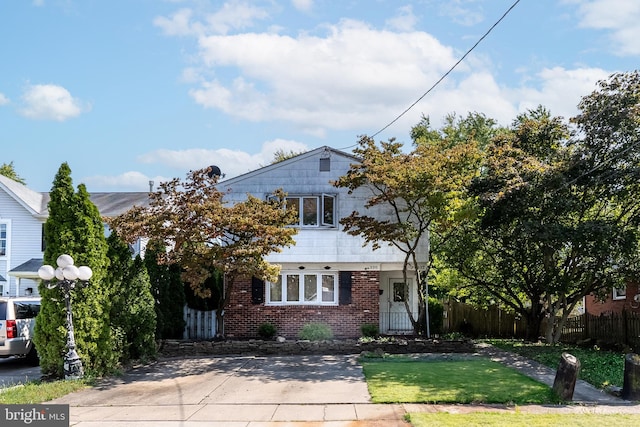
25, 346, 39, 366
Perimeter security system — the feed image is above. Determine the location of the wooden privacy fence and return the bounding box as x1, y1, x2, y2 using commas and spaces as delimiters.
183, 306, 217, 340
444, 299, 529, 338
446, 299, 640, 350
561, 312, 640, 350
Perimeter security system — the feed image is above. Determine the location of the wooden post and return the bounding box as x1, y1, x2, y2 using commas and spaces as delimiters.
552, 352, 581, 401
622, 353, 640, 401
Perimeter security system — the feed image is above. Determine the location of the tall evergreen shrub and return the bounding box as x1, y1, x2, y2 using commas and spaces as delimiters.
107, 233, 157, 362
144, 240, 186, 339
34, 163, 114, 378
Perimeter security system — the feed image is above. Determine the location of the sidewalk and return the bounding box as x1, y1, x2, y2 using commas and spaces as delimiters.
46, 347, 640, 426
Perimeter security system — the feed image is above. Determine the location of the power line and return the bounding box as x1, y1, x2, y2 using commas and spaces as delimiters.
362, 0, 522, 144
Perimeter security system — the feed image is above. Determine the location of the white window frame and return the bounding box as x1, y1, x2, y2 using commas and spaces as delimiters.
613, 286, 626, 300
0, 221, 9, 258
266, 271, 338, 306
284, 194, 336, 228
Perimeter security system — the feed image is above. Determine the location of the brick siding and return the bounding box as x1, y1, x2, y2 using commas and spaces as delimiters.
585, 283, 640, 315
224, 271, 380, 339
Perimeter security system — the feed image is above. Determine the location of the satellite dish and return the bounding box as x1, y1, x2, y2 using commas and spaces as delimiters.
207, 165, 223, 178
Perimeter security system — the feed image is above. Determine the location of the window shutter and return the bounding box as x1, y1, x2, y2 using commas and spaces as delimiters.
339, 271, 352, 305
251, 277, 265, 304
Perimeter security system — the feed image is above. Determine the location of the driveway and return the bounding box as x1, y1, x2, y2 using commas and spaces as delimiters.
0, 357, 41, 388
52, 354, 371, 406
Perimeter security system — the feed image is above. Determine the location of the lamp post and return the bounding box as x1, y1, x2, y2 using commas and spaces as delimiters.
38, 254, 92, 380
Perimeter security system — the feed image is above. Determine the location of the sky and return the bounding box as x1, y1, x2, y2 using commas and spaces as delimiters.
1, 0, 639, 192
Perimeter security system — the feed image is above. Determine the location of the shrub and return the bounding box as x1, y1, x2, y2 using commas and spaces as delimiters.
361, 323, 379, 338
257, 322, 277, 339
298, 323, 333, 341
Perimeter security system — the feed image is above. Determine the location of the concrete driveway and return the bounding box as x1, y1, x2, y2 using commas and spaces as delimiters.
47, 354, 410, 426
0, 356, 41, 388
53, 354, 371, 406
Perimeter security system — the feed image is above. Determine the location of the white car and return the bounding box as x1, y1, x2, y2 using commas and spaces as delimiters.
0, 297, 41, 365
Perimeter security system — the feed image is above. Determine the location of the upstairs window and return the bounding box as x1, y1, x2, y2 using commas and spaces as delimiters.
286, 194, 336, 227
267, 271, 338, 305
0, 223, 7, 257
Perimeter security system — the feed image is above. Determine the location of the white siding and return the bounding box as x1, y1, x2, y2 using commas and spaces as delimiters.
0, 191, 44, 296
220, 148, 427, 268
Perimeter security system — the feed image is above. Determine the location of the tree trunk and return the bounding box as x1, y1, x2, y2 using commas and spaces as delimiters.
622, 353, 640, 401
552, 352, 581, 401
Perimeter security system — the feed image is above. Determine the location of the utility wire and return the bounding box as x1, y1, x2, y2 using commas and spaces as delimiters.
361, 0, 522, 144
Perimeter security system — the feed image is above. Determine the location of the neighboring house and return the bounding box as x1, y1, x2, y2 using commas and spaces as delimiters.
585, 283, 640, 316
0, 174, 149, 298
218, 146, 428, 339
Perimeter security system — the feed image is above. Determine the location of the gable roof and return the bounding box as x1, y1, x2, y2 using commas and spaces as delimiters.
220, 145, 360, 186
0, 175, 150, 219
0, 175, 46, 216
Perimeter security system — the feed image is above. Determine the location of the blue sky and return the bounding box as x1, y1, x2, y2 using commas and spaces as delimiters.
1, 0, 638, 192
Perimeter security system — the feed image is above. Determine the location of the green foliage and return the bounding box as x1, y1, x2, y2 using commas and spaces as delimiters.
362, 358, 558, 404
35, 163, 114, 378
360, 323, 379, 338
486, 339, 625, 389
257, 322, 277, 339
428, 298, 444, 335
298, 323, 333, 341
408, 413, 640, 427
108, 168, 297, 338
442, 81, 640, 343
144, 240, 186, 340
0, 161, 26, 184
107, 233, 157, 363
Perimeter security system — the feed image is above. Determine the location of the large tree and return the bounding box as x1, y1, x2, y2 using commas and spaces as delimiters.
444, 79, 640, 343
34, 163, 114, 377
107, 167, 298, 335
334, 113, 488, 335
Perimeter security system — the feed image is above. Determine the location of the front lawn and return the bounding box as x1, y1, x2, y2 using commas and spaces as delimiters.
407, 412, 640, 427
361, 357, 558, 404
485, 339, 626, 389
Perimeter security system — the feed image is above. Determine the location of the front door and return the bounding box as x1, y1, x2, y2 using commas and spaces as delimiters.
384, 278, 413, 333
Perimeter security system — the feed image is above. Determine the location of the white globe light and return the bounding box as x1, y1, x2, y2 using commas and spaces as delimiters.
55, 267, 65, 280
38, 265, 55, 281
78, 266, 93, 281
63, 265, 80, 281
57, 254, 74, 268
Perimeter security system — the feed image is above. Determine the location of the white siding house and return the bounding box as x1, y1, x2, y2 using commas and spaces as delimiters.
219, 146, 426, 337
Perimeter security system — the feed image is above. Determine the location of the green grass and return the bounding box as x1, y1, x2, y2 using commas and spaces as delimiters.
361, 358, 559, 404
407, 412, 640, 427
0, 379, 91, 404
485, 339, 625, 389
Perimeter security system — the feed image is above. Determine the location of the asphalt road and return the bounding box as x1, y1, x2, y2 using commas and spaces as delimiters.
0, 357, 42, 388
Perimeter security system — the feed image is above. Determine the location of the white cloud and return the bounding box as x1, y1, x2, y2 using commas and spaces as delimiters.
82, 171, 171, 192
19, 84, 88, 121
573, 0, 640, 55
190, 19, 459, 133
291, 0, 314, 13
154, 1, 269, 36
137, 139, 310, 179
513, 67, 610, 121
439, 0, 484, 27
385, 5, 418, 32
0, 93, 9, 105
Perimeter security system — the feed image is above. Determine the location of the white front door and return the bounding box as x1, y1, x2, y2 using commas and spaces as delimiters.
383, 278, 413, 333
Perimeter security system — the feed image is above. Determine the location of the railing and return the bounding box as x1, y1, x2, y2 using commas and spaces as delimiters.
183, 306, 217, 340
379, 311, 416, 334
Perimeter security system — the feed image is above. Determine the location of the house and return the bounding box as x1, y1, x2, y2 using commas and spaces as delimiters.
217, 146, 427, 339
584, 283, 640, 316
0, 174, 150, 298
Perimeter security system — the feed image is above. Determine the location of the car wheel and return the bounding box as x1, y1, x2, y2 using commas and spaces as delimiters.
25, 346, 39, 366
